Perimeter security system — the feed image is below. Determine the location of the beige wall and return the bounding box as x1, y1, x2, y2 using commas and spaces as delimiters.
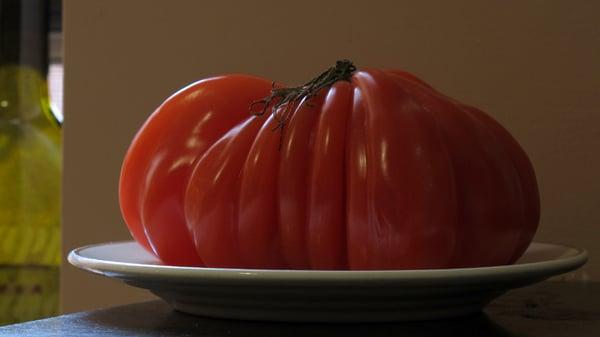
63, 0, 600, 312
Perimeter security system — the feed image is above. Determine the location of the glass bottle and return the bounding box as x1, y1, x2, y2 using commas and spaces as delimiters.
0, 0, 60, 324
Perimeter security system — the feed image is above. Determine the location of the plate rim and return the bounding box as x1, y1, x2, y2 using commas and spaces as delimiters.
68, 240, 588, 284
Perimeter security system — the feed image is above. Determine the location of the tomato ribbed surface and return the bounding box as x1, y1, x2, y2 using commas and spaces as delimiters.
121, 68, 540, 269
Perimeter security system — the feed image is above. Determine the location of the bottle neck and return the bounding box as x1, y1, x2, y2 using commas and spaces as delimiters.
0, 0, 49, 74
0, 0, 50, 122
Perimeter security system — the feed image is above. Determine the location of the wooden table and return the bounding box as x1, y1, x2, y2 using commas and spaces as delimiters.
0, 281, 597, 336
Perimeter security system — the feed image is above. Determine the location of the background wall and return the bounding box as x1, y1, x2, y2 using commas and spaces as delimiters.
63, 0, 599, 312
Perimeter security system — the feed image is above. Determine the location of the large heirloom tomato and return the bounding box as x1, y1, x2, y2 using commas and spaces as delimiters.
120, 61, 539, 269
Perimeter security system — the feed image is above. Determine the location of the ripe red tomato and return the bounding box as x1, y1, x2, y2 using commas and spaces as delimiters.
119, 75, 274, 266
120, 61, 539, 269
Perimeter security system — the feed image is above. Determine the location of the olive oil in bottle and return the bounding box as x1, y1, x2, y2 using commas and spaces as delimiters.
0, 0, 60, 324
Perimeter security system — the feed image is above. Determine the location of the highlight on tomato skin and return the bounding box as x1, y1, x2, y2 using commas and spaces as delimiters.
119, 60, 540, 270
119, 75, 275, 266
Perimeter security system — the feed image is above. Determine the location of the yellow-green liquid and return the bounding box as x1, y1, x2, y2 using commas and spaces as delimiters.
0, 65, 60, 324
0, 267, 59, 325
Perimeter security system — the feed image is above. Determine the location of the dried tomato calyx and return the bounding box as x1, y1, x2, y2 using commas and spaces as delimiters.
250, 60, 356, 132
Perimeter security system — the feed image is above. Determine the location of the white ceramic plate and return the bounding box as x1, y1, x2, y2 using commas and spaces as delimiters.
68, 241, 587, 322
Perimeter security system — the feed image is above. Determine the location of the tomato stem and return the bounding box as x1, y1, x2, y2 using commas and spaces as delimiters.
250, 60, 356, 143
